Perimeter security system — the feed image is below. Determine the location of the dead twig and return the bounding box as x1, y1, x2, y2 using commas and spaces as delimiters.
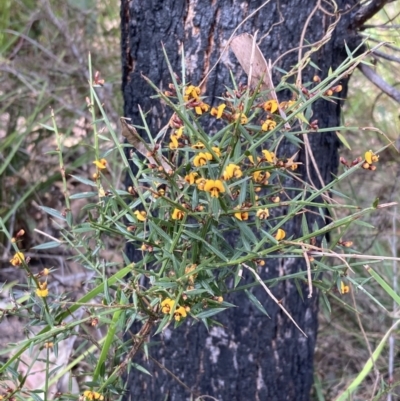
242, 263, 307, 337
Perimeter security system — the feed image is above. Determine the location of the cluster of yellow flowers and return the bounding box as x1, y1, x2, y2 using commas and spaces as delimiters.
129, 84, 295, 252
161, 298, 188, 321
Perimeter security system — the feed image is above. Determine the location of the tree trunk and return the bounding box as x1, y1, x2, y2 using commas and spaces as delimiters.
120, 1, 359, 400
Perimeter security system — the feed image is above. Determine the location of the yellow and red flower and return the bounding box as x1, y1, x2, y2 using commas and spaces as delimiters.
204, 179, 225, 198
193, 152, 213, 167
134, 210, 147, 222
10, 252, 25, 267
36, 282, 49, 298
172, 208, 185, 220
93, 159, 107, 170
263, 100, 278, 113
211, 104, 226, 119
222, 164, 243, 180
256, 208, 269, 219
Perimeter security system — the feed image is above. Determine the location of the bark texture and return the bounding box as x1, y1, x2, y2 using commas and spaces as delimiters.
121, 1, 360, 400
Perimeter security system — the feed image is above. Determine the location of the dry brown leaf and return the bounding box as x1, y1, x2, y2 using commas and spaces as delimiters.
120, 117, 173, 174
230, 33, 290, 129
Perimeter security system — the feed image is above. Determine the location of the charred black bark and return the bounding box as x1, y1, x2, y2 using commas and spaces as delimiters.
121, 1, 360, 400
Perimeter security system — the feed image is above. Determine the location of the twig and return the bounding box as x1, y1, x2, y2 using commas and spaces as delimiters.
295, 0, 322, 89
242, 263, 307, 337
388, 206, 398, 401
358, 63, 400, 103
148, 355, 194, 394
309, 253, 400, 262
351, 0, 391, 29
302, 247, 313, 298
349, 278, 379, 398
372, 49, 400, 64
360, 34, 400, 53
34, 229, 62, 243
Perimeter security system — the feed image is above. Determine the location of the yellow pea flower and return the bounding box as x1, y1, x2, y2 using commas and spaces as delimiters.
262, 150, 276, 164
365, 150, 379, 164
83, 390, 104, 401
169, 134, 179, 150
274, 228, 286, 241
36, 282, 49, 298
261, 119, 277, 131
234, 113, 248, 124
196, 178, 207, 191
222, 164, 243, 180
340, 281, 350, 294
10, 252, 25, 267
172, 208, 185, 220
191, 141, 205, 149
234, 210, 249, 221
184, 85, 200, 101
195, 102, 210, 115
211, 104, 226, 118
175, 126, 184, 138
134, 210, 147, 222
93, 159, 107, 170
256, 208, 269, 219
185, 172, 199, 185
212, 147, 222, 157
161, 298, 175, 314
193, 152, 213, 167
204, 179, 225, 198
252, 170, 270, 184
174, 306, 187, 321
263, 100, 278, 113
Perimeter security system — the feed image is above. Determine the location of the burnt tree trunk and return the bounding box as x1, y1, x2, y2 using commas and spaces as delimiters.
120, 1, 361, 400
